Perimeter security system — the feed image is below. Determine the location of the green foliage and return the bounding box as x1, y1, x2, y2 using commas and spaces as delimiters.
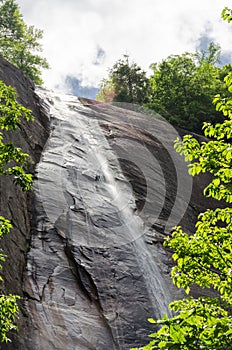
0, 80, 33, 342
0, 216, 12, 281
148, 43, 231, 133
0, 0, 49, 84
168, 207, 232, 302
0, 216, 12, 237
196, 42, 221, 65
131, 298, 232, 350
174, 74, 232, 203
96, 78, 115, 103
0, 295, 19, 343
0, 80, 33, 190
222, 7, 232, 23
131, 13, 232, 350
97, 55, 150, 104
0, 79, 32, 129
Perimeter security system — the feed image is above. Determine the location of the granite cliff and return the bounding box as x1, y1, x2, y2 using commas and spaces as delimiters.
0, 57, 220, 349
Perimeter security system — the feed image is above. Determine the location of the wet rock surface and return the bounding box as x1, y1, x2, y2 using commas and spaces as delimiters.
0, 60, 222, 350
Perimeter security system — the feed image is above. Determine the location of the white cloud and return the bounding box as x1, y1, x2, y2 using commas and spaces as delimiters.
17, 0, 232, 91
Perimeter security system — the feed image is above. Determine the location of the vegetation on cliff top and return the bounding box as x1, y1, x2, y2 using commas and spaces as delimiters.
0, 0, 49, 84
97, 44, 232, 134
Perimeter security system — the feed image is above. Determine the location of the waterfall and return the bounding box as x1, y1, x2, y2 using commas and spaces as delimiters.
95, 149, 172, 317
25, 87, 176, 349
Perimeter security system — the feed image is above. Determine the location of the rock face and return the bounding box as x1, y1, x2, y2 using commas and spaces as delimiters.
0, 57, 49, 350
0, 59, 221, 350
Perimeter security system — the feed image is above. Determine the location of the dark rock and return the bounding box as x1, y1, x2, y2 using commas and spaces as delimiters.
0, 57, 49, 349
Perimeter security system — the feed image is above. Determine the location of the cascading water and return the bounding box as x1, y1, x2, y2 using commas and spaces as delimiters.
94, 151, 172, 317
24, 87, 178, 350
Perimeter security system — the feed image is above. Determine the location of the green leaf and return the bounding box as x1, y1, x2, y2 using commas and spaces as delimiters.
148, 318, 156, 324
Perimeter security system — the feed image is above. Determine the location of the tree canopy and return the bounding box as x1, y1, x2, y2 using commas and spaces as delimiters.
148, 43, 231, 133
96, 55, 150, 104
0, 0, 49, 84
97, 45, 232, 133
0, 79, 33, 342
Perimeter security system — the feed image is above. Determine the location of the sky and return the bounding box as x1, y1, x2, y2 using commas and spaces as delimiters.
17, 0, 232, 96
